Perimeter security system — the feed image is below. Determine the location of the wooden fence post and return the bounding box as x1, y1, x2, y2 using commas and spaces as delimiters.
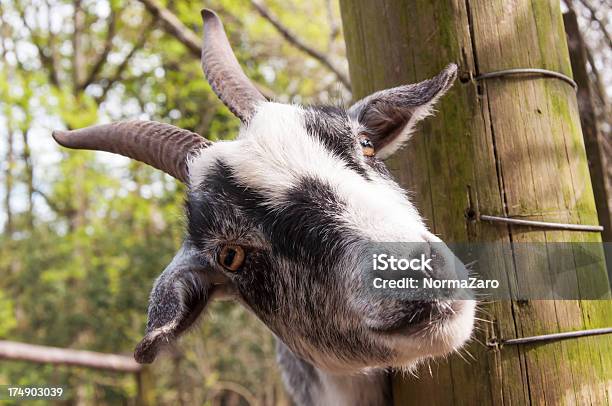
339, 1, 612, 404
136, 366, 155, 406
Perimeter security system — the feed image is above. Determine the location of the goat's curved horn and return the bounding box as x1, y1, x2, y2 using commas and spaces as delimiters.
52, 120, 210, 184
201, 9, 266, 122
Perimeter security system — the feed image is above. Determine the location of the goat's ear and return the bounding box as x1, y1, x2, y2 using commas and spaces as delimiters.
348, 64, 457, 159
134, 241, 213, 364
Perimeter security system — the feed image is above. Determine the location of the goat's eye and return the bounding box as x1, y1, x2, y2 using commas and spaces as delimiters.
359, 135, 375, 157
219, 245, 245, 271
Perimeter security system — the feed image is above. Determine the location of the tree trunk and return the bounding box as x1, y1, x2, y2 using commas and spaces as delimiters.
1, 17, 14, 236
20, 127, 34, 230
339, 1, 611, 404
72, 0, 85, 89
3, 118, 14, 236
563, 9, 612, 283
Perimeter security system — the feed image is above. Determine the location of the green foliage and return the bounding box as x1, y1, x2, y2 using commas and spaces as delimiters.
57, 91, 99, 129
0, 289, 16, 337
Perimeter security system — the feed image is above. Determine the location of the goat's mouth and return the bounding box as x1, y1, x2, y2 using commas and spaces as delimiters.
367, 299, 476, 369
368, 300, 462, 336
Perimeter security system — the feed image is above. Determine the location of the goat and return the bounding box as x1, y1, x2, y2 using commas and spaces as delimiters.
52, 9, 475, 405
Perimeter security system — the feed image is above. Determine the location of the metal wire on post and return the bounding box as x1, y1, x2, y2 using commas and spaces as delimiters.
473, 68, 578, 91
479, 214, 604, 232
472, 68, 601, 233
487, 327, 612, 348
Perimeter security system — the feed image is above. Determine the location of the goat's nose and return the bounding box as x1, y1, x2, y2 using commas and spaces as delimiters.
367, 241, 434, 288
428, 242, 468, 281
420, 232, 468, 280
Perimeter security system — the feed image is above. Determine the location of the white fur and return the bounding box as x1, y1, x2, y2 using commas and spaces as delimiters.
387, 299, 476, 369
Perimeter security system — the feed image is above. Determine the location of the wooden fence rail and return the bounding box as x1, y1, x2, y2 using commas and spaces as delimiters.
0, 340, 154, 405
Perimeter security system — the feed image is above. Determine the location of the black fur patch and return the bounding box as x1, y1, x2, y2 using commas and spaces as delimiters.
186, 161, 358, 312
302, 105, 369, 178
303, 105, 394, 179
189, 161, 353, 269
267, 176, 355, 271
